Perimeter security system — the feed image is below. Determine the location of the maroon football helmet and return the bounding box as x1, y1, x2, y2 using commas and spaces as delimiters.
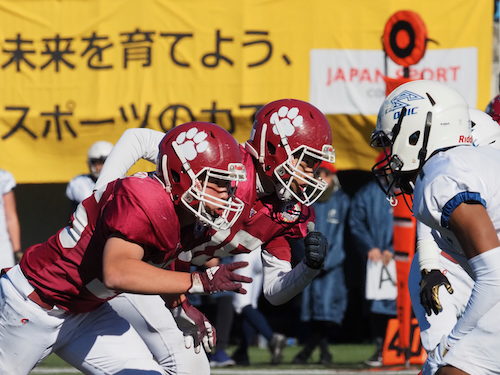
156, 122, 246, 229
485, 95, 500, 123
245, 99, 335, 205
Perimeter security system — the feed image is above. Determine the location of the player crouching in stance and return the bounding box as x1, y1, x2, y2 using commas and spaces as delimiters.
95, 99, 333, 369
371, 80, 500, 375
0, 122, 251, 375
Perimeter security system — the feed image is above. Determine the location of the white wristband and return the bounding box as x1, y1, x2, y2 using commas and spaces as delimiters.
187, 273, 205, 294
417, 238, 441, 272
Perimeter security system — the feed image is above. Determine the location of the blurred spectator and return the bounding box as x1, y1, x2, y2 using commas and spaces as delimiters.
348, 176, 396, 367
231, 248, 287, 366
0, 169, 21, 267
495, 1, 499, 62
291, 162, 350, 365
66, 141, 113, 210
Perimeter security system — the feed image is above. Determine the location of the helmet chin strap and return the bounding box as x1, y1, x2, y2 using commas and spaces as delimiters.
418, 111, 432, 169
409, 180, 415, 191
161, 154, 172, 194
258, 123, 267, 164
391, 106, 406, 141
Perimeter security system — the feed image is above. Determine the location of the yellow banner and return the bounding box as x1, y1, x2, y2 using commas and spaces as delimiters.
0, 0, 492, 183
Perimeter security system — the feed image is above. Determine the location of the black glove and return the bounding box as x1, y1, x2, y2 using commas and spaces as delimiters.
304, 222, 327, 269
420, 269, 454, 316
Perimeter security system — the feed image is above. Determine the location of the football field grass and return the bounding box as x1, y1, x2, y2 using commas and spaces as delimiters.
30, 343, 423, 374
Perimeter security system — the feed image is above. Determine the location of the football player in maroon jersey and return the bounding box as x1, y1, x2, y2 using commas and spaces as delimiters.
96, 99, 334, 371
0, 122, 252, 375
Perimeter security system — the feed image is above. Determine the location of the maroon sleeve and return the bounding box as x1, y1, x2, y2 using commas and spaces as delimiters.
103, 177, 181, 256
265, 236, 292, 262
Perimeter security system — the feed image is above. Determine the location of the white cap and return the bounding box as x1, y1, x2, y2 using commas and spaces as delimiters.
87, 141, 113, 178
87, 141, 113, 160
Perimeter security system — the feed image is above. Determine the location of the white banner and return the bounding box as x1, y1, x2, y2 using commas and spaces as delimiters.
310, 48, 478, 115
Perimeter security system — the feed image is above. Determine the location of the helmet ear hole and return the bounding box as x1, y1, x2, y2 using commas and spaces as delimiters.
171, 169, 181, 183
267, 141, 276, 155
409, 131, 420, 145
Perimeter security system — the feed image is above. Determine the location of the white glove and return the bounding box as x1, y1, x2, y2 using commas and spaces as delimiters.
169, 299, 216, 354
427, 335, 452, 370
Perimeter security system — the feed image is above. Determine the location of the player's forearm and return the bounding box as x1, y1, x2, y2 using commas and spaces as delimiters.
448, 246, 500, 346
417, 239, 441, 272
261, 250, 319, 305
104, 257, 194, 295
103, 235, 194, 294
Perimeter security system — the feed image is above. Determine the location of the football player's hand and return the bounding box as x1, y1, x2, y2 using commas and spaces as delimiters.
188, 261, 252, 294
420, 269, 454, 316
381, 249, 393, 266
367, 248, 382, 263
304, 222, 327, 269
428, 335, 452, 368
169, 299, 216, 353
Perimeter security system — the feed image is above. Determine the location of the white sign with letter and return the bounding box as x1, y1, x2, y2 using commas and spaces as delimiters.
365, 258, 398, 300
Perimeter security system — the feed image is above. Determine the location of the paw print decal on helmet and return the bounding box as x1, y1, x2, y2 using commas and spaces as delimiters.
271, 106, 303, 137
175, 127, 209, 161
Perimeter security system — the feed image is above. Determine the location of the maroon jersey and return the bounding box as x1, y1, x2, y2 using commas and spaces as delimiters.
20, 174, 181, 313
178, 146, 314, 267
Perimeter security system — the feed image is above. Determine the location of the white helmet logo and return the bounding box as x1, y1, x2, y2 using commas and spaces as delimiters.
175, 127, 209, 161
271, 106, 303, 136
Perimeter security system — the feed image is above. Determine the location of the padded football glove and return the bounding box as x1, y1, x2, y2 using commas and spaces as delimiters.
170, 299, 216, 353
304, 222, 327, 269
420, 269, 454, 316
188, 261, 252, 294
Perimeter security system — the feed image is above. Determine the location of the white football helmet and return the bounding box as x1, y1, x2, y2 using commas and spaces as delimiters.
371, 80, 472, 199
469, 108, 500, 149
87, 141, 114, 178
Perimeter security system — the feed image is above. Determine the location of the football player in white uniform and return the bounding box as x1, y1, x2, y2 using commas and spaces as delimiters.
96, 99, 333, 373
408, 108, 500, 375
66, 141, 114, 211
371, 80, 500, 375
